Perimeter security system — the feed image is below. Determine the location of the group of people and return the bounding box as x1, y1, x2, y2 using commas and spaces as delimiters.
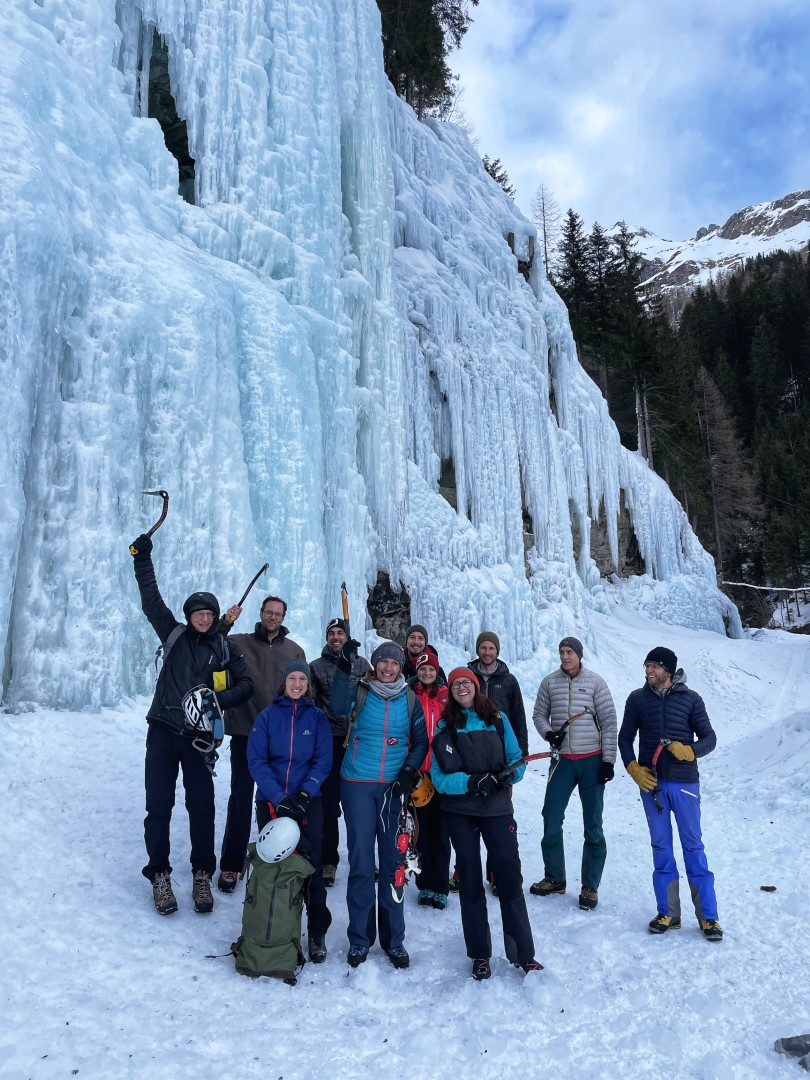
131, 533, 723, 982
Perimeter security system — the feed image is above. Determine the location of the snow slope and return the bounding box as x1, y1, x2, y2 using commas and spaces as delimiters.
2, 618, 808, 1080
0, 0, 737, 714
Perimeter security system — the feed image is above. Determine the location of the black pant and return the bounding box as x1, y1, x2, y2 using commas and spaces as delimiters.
142, 723, 215, 879
219, 734, 255, 873
446, 813, 535, 966
320, 736, 346, 867
414, 793, 452, 894
256, 799, 332, 937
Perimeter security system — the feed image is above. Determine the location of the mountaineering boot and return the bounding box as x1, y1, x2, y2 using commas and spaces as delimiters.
192, 869, 214, 913
322, 865, 336, 888
448, 869, 460, 892
347, 945, 368, 968
431, 892, 448, 910
579, 886, 599, 910
521, 959, 544, 974
386, 946, 410, 969
309, 935, 328, 963
648, 913, 681, 934
471, 958, 491, 981
530, 877, 566, 896
151, 871, 178, 916
217, 870, 238, 894
418, 889, 434, 907
699, 918, 723, 942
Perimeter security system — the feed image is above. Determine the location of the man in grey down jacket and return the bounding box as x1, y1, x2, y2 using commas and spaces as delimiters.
215, 594, 305, 892
530, 637, 617, 910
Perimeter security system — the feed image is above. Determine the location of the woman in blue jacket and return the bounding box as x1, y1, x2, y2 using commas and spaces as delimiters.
331, 641, 428, 969
431, 668, 542, 981
247, 660, 333, 963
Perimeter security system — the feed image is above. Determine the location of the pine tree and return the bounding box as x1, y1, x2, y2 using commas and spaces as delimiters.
482, 156, 516, 197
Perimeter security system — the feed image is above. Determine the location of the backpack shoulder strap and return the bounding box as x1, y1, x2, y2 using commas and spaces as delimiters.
341, 682, 368, 749
155, 624, 186, 675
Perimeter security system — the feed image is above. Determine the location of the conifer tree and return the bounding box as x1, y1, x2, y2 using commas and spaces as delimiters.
530, 184, 562, 274
482, 156, 516, 197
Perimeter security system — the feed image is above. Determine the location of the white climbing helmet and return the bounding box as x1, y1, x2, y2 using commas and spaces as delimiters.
256, 817, 300, 864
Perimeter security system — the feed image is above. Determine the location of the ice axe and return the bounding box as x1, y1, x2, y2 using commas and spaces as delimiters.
340, 580, 351, 639
226, 562, 270, 624
129, 489, 169, 555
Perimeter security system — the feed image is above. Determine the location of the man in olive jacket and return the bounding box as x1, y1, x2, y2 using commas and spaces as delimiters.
215, 594, 305, 891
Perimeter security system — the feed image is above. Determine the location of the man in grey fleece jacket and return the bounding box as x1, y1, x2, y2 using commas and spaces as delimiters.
530, 637, 617, 910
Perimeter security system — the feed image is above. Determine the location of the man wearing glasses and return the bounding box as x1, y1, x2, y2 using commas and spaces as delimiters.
215, 595, 305, 893
618, 646, 723, 942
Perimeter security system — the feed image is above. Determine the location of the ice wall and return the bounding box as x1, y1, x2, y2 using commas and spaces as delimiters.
0, 0, 739, 710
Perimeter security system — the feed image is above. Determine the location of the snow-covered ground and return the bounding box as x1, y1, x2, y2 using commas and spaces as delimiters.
3, 611, 808, 1080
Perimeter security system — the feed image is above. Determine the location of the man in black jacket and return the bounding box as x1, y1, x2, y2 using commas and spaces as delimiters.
309, 618, 370, 886
468, 632, 528, 755
618, 646, 722, 941
131, 533, 253, 916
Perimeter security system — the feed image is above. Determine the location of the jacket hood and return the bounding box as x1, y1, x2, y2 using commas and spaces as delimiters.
254, 622, 290, 642
469, 657, 510, 677
645, 668, 688, 695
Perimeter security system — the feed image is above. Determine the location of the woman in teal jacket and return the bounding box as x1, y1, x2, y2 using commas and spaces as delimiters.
431, 667, 541, 981
331, 641, 427, 970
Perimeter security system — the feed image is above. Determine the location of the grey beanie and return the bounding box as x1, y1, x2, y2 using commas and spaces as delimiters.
559, 636, 584, 660
281, 659, 311, 682
405, 624, 428, 644
371, 642, 406, 669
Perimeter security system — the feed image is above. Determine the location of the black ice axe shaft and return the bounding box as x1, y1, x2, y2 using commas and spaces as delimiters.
237, 562, 270, 608
129, 489, 169, 555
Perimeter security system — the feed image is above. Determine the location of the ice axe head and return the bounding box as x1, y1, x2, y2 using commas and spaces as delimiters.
142, 489, 170, 538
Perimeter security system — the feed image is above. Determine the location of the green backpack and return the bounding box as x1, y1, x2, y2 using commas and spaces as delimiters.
231, 843, 315, 985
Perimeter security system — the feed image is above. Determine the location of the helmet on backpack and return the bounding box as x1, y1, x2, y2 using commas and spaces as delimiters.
256, 817, 300, 864
410, 772, 434, 807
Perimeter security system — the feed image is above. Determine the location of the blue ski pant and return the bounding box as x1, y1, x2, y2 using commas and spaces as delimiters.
341, 780, 406, 952
541, 754, 606, 888
641, 780, 718, 921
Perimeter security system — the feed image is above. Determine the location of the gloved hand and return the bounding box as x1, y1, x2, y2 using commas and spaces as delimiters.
545, 729, 566, 750
467, 772, 499, 797
667, 741, 695, 762
276, 790, 311, 821
129, 533, 153, 557
599, 761, 615, 784
627, 761, 657, 792
338, 638, 362, 671
391, 764, 417, 797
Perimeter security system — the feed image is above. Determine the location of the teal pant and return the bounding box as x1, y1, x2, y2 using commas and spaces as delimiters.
541, 755, 606, 888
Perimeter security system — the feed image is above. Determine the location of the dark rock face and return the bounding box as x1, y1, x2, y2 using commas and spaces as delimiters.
571, 499, 645, 578
367, 572, 412, 645
147, 31, 196, 204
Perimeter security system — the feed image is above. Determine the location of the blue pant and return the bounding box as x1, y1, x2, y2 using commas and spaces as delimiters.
341, 780, 406, 952
541, 755, 606, 888
642, 780, 717, 921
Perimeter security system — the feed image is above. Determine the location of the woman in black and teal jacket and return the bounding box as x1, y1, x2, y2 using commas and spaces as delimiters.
431, 667, 541, 981
330, 640, 428, 970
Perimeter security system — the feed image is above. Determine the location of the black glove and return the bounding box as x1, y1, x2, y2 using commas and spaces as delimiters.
338, 638, 362, 672
129, 533, 153, 557
545, 729, 566, 750
467, 772, 499, 797
599, 761, 614, 784
276, 791, 311, 821
391, 764, 417, 797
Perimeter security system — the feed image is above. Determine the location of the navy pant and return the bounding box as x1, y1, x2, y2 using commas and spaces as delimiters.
446, 812, 535, 966
642, 780, 718, 921
256, 799, 332, 936
414, 786, 452, 894
541, 754, 606, 888
320, 737, 346, 867
341, 780, 406, 952
142, 722, 215, 879
219, 734, 255, 873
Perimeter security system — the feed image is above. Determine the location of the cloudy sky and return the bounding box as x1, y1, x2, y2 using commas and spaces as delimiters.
452, 0, 810, 240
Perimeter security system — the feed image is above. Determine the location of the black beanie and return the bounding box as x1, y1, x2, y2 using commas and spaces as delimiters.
183, 591, 220, 622
644, 647, 677, 677
559, 636, 584, 660
325, 618, 349, 638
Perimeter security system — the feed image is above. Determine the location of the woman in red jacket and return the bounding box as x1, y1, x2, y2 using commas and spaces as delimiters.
409, 649, 451, 910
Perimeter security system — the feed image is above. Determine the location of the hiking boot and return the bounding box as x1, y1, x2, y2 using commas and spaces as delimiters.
322, 865, 336, 887
648, 913, 681, 934
448, 869, 460, 892
151, 871, 178, 916
699, 918, 724, 942
217, 870, 238, 894
521, 959, 544, 974
192, 870, 214, 913
471, 958, 491, 981
530, 877, 566, 896
488, 880, 499, 896
418, 889, 434, 907
579, 886, 598, 910
386, 946, 410, 969
308, 935, 327, 963
431, 892, 448, 910
347, 945, 368, 968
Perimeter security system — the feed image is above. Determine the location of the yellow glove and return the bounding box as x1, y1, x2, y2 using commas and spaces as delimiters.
627, 761, 657, 792
667, 741, 695, 762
